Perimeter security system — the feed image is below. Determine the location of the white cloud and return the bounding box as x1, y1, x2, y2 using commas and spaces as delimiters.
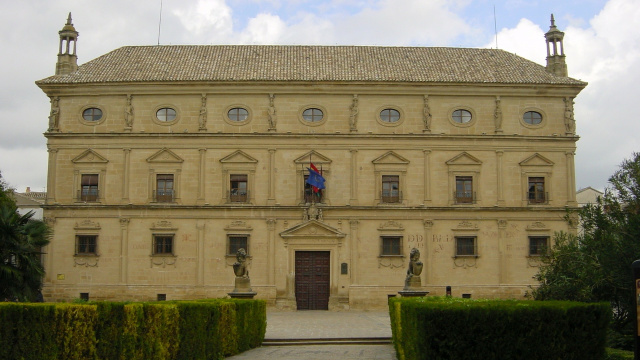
485, 18, 545, 65
173, 0, 234, 38
237, 13, 287, 44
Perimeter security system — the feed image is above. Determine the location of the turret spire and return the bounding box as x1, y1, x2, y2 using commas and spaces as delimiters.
545, 14, 568, 77
55, 12, 79, 76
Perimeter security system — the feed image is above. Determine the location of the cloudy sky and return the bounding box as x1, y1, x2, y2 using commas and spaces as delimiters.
0, 0, 637, 193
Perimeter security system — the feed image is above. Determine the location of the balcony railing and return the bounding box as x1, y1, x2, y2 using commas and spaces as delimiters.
454, 191, 476, 204
381, 190, 402, 203
154, 189, 175, 203
77, 189, 99, 202
304, 190, 324, 204
528, 192, 549, 204
228, 189, 249, 203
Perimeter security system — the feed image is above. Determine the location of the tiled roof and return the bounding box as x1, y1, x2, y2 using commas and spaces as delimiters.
37, 45, 586, 86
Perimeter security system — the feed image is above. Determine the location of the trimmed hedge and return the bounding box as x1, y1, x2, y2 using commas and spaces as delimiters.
389, 297, 610, 360
606, 348, 634, 360
0, 298, 266, 360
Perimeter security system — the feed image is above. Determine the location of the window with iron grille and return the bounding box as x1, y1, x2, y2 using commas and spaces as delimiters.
529, 236, 549, 256
382, 175, 400, 203
80, 174, 99, 202
455, 176, 474, 204
230, 174, 248, 202
381, 236, 402, 256
528, 177, 546, 204
456, 237, 477, 256
156, 174, 174, 202
227, 235, 248, 256
153, 235, 174, 255
75, 235, 97, 255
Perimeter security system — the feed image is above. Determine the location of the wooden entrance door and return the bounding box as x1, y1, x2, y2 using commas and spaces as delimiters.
295, 251, 330, 310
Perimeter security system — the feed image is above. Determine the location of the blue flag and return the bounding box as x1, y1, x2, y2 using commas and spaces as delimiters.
306, 168, 326, 190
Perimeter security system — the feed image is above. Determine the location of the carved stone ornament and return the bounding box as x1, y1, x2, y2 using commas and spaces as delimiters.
349, 94, 359, 132
404, 248, 424, 290
303, 203, 323, 221
454, 220, 478, 230
48, 96, 60, 132
198, 93, 207, 131
422, 95, 432, 132
453, 256, 477, 269
378, 256, 404, 269
225, 220, 253, 231
124, 94, 134, 129
268, 93, 277, 130
74, 219, 101, 230
74, 257, 99, 267
150, 256, 177, 268
526, 222, 548, 231
378, 220, 404, 231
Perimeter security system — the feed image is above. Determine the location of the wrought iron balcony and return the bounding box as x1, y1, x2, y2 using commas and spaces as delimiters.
154, 189, 175, 203
454, 191, 476, 204
77, 189, 99, 202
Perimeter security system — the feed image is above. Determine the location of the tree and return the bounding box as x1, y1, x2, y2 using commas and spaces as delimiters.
532, 152, 640, 349
0, 170, 15, 209
0, 171, 51, 302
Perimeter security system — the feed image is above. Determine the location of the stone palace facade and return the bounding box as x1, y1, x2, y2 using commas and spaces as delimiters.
37, 14, 585, 309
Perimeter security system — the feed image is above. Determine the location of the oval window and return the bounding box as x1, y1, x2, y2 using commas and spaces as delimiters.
228, 107, 249, 122
156, 108, 177, 122
82, 108, 103, 121
523, 111, 542, 125
380, 109, 400, 123
302, 108, 324, 122
452, 109, 472, 123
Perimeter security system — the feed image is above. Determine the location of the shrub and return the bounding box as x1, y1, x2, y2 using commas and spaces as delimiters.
390, 297, 610, 360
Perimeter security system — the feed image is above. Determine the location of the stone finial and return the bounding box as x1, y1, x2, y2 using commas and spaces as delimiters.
544, 14, 568, 77
56, 13, 79, 75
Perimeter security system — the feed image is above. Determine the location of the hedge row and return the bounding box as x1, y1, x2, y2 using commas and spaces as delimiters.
389, 297, 611, 360
0, 298, 266, 360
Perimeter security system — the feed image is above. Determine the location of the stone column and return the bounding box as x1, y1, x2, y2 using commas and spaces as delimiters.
268, 149, 276, 205
122, 148, 131, 203
423, 150, 431, 205
196, 221, 205, 286
267, 218, 276, 285
350, 149, 358, 205
198, 149, 206, 204
423, 220, 434, 284
46, 149, 58, 204
496, 151, 505, 206
349, 220, 359, 284
119, 218, 130, 284
498, 219, 508, 284
566, 151, 577, 206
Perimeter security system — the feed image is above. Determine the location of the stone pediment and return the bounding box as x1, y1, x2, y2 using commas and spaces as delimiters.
280, 220, 346, 238
446, 152, 482, 166
372, 151, 410, 165
520, 153, 554, 167
294, 150, 332, 165
220, 150, 258, 164
147, 148, 184, 163
72, 149, 109, 164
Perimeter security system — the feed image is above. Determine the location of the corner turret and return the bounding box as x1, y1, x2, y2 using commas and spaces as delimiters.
545, 14, 568, 77
55, 13, 79, 76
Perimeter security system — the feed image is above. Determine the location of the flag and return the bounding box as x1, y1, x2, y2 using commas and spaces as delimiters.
306, 167, 326, 190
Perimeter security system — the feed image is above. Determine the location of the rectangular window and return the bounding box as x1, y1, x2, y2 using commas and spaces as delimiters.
80, 174, 99, 202
157, 294, 167, 301
228, 235, 248, 256
529, 236, 549, 256
528, 177, 546, 204
230, 174, 248, 202
455, 176, 474, 204
382, 175, 400, 203
156, 174, 174, 202
456, 237, 477, 256
304, 174, 324, 203
75, 235, 97, 255
381, 236, 402, 256
79, 293, 89, 301
153, 235, 174, 255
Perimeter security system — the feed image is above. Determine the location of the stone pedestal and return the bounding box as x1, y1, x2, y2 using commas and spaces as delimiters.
398, 290, 429, 298
228, 276, 256, 299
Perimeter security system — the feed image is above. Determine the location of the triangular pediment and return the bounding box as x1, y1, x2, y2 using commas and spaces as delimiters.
147, 148, 184, 163
520, 153, 554, 167
72, 149, 109, 164
280, 220, 346, 238
220, 150, 258, 164
372, 151, 410, 165
294, 150, 332, 165
446, 152, 482, 166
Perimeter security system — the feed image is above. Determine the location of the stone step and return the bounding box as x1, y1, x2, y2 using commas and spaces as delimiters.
263, 337, 392, 346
